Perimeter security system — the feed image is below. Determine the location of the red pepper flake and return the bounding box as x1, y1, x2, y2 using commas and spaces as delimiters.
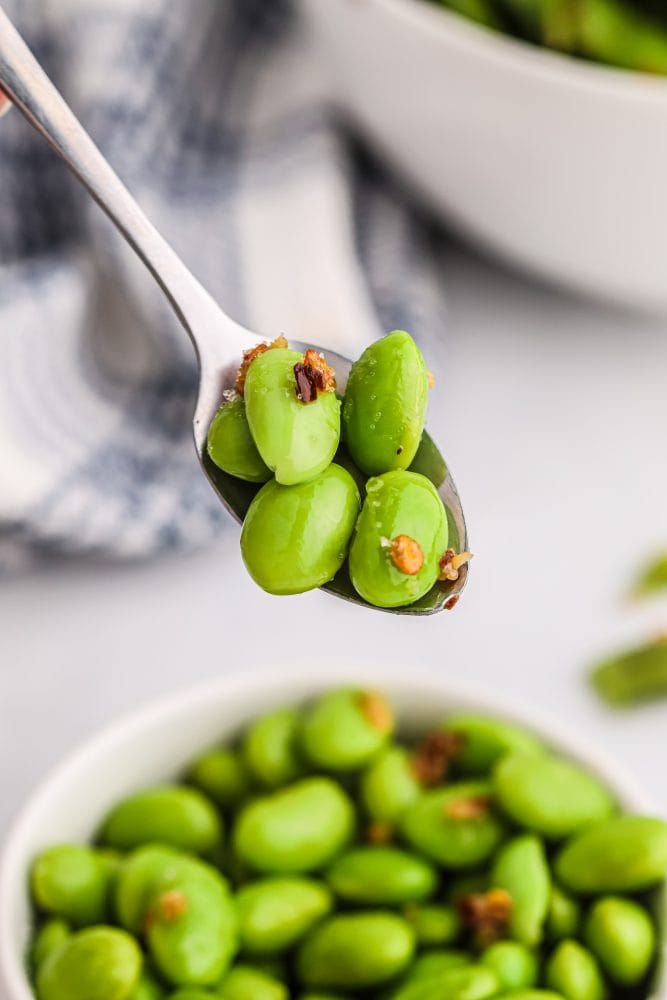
444, 595, 460, 611
438, 549, 473, 582
235, 335, 288, 395
411, 730, 465, 787
390, 535, 424, 575
445, 795, 492, 821
294, 348, 336, 403
144, 889, 189, 931
358, 690, 394, 734
458, 888, 513, 948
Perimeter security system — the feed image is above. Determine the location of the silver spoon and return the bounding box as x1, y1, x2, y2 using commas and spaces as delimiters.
0, 7, 468, 615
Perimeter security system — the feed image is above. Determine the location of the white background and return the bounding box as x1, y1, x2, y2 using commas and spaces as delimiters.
2, 242, 667, 837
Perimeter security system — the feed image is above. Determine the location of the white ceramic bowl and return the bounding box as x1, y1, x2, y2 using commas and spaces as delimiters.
299, 0, 667, 311
1, 664, 665, 999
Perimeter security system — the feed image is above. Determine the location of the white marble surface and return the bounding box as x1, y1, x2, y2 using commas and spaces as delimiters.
2, 243, 667, 839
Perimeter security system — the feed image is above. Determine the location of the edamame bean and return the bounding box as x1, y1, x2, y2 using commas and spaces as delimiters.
297, 911, 416, 989
207, 398, 271, 483
360, 746, 422, 822
408, 950, 472, 978
233, 777, 354, 873
186, 748, 250, 809
36, 926, 142, 1000
342, 331, 428, 475
100, 786, 222, 854
242, 707, 304, 788
217, 965, 288, 1000
326, 846, 436, 905
555, 816, 667, 893
167, 991, 218, 1000
392, 963, 499, 1000
144, 855, 238, 986
129, 969, 165, 1000
400, 782, 503, 869
493, 753, 615, 839
244, 347, 340, 485
445, 715, 543, 775
240, 465, 359, 595
114, 845, 180, 933
491, 835, 551, 947
236, 877, 332, 953
300, 688, 394, 771
31, 920, 71, 974
584, 896, 656, 985
481, 942, 539, 992
31, 845, 112, 927
544, 940, 606, 1000
403, 904, 462, 947
546, 886, 581, 942
349, 471, 448, 608
502, 994, 567, 1000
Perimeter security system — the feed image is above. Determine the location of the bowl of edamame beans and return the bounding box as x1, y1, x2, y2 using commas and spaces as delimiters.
299, 0, 667, 311
0, 666, 665, 999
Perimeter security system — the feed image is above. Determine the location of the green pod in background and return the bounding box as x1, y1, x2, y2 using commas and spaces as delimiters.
491, 834, 551, 947
244, 348, 340, 485
144, 855, 238, 986
360, 746, 422, 823
349, 470, 448, 608
300, 688, 394, 771
236, 877, 332, 954
481, 941, 539, 993
584, 896, 656, 986
391, 963, 499, 1000
30, 919, 71, 975
546, 885, 582, 942
555, 816, 667, 894
493, 752, 615, 839
297, 911, 415, 990
240, 465, 359, 596
403, 904, 462, 947
207, 398, 271, 483
342, 331, 428, 475
36, 926, 142, 1000
326, 846, 437, 906
99, 785, 222, 854
400, 781, 503, 869
217, 965, 288, 1000
31, 845, 113, 928
444, 715, 543, 775
545, 940, 606, 1000
186, 748, 251, 810
242, 707, 304, 788
233, 777, 355, 874
129, 968, 166, 1000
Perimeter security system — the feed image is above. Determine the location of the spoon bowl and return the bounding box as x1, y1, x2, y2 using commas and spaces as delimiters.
0, 8, 467, 615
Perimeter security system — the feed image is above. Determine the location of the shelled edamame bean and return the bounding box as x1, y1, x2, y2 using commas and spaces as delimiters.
207, 332, 466, 608
28, 687, 667, 1000
437, 0, 667, 75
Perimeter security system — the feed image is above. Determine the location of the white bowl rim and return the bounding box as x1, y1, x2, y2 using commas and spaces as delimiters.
371, 0, 667, 103
0, 662, 663, 999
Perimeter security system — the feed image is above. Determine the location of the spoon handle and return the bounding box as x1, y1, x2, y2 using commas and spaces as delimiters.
0, 6, 245, 362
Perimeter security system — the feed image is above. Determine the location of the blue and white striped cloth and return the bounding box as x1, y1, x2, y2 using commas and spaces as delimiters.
0, 0, 448, 573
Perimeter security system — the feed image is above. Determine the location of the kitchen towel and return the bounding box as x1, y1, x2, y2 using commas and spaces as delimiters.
0, 0, 448, 573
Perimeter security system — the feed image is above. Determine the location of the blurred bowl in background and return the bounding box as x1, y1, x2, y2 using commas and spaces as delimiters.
299, 0, 667, 312
0, 664, 664, 999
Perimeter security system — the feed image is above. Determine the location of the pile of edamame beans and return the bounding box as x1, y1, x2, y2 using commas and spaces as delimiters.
207, 332, 462, 609
438, 0, 667, 75
28, 688, 667, 1000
